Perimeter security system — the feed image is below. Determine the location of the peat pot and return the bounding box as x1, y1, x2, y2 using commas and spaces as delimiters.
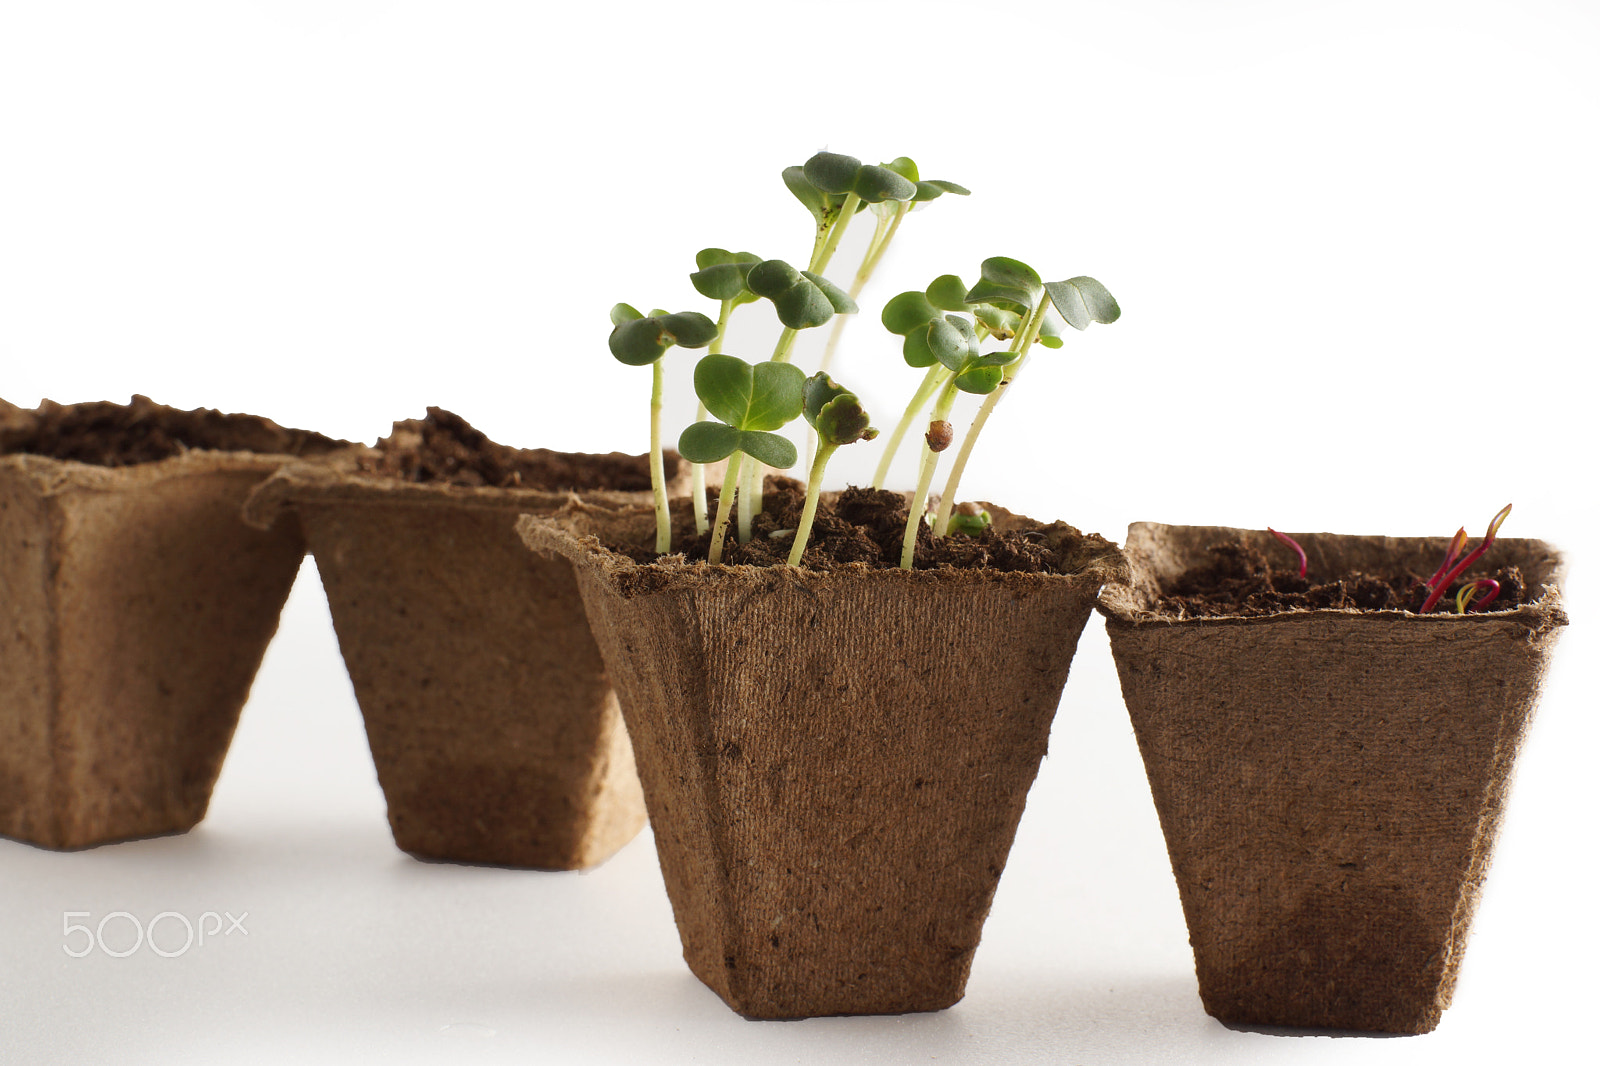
242, 412, 672, 869
1098, 522, 1568, 1034
0, 396, 338, 848
519, 498, 1128, 1019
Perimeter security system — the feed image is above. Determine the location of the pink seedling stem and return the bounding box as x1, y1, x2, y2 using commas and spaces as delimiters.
1456, 578, 1502, 614
1266, 527, 1307, 579
1425, 527, 1468, 590
1419, 503, 1513, 614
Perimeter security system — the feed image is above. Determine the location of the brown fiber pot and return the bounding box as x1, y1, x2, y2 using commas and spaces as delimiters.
0, 398, 331, 849
519, 499, 1128, 1019
242, 448, 670, 870
1098, 523, 1568, 1034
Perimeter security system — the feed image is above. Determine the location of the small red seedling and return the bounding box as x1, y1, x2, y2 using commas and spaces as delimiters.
1419, 503, 1513, 614
1266, 527, 1307, 579
1455, 577, 1502, 614
1425, 527, 1468, 590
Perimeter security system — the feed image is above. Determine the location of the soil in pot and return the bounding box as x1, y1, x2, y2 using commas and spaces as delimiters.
519, 489, 1127, 1019
0, 395, 342, 848
1098, 523, 1567, 1034
242, 408, 676, 870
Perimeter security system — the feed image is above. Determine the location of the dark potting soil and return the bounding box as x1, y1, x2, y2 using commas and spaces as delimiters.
0, 395, 344, 467
1153, 541, 1529, 618
624, 479, 1114, 575
356, 407, 670, 492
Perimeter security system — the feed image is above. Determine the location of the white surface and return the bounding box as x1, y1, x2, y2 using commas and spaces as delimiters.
2, 2, 1596, 1062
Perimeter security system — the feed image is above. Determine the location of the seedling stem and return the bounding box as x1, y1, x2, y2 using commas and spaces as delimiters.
900, 378, 962, 569
1418, 503, 1513, 614
1267, 528, 1308, 579
931, 295, 1051, 536
649, 362, 670, 552
708, 452, 743, 565
871, 365, 952, 489
788, 442, 838, 567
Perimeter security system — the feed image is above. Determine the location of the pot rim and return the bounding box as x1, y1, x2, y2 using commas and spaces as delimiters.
1098, 520, 1567, 634
240, 446, 666, 529
517, 496, 1131, 598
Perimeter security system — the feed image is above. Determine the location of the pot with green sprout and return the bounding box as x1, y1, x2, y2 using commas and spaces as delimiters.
518, 152, 1128, 1018
1096, 511, 1568, 1034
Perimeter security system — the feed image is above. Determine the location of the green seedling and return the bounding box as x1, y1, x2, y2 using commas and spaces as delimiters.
788, 372, 878, 566
813, 157, 969, 381
685, 248, 764, 534
928, 259, 1119, 537
873, 274, 1022, 488
678, 354, 806, 563
944, 502, 992, 537
608, 304, 719, 553
784, 151, 918, 276
889, 309, 1018, 569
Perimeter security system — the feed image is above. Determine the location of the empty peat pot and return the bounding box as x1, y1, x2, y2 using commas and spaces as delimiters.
0, 395, 340, 848
1097, 522, 1568, 1034
519, 496, 1127, 1019
243, 410, 666, 870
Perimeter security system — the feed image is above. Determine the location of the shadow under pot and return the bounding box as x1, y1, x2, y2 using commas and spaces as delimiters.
1097, 522, 1567, 1035
242, 409, 673, 870
518, 493, 1128, 1019
0, 395, 341, 849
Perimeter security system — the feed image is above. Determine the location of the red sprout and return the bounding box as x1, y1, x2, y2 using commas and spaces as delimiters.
1266, 527, 1307, 579
1455, 578, 1502, 614
1425, 527, 1469, 590
1419, 503, 1513, 614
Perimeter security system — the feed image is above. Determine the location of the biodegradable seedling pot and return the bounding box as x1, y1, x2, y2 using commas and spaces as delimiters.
519, 496, 1128, 1019
242, 410, 679, 870
1098, 523, 1568, 1034
0, 395, 339, 849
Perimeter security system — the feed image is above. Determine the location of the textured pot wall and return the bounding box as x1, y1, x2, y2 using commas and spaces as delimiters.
1101, 523, 1567, 1034
0, 455, 306, 848
297, 496, 644, 869
522, 504, 1125, 1019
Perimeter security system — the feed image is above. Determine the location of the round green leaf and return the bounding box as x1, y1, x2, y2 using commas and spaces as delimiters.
747, 259, 835, 329
882, 156, 919, 183
1044, 276, 1122, 331
678, 421, 741, 464
927, 316, 971, 372
965, 256, 1044, 314
693, 354, 805, 432
852, 164, 917, 204
659, 311, 718, 348
608, 317, 669, 366
954, 364, 1004, 394
738, 429, 799, 469
610, 303, 644, 327
801, 270, 858, 314
802, 151, 862, 195
925, 274, 969, 312
901, 328, 939, 368
783, 165, 832, 223
1036, 315, 1065, 349
881, 290, 939, 334
691, 261, 756, 301
913, 178, 970, 202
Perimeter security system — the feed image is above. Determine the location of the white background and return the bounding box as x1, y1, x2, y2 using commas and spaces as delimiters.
2, 1, 1595, 1062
